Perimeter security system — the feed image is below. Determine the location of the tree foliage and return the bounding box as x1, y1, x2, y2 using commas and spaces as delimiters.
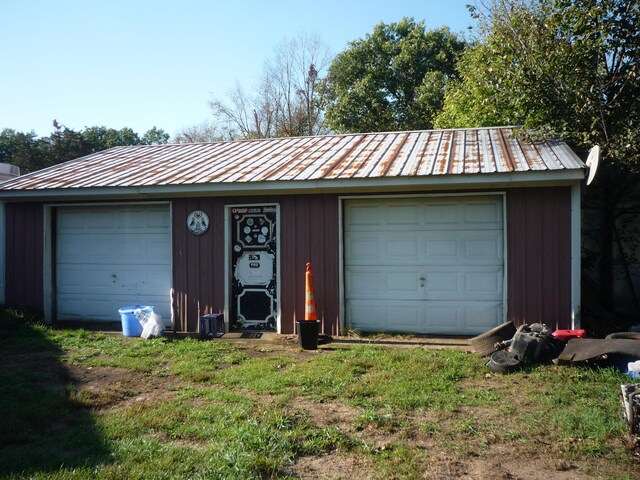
0, 121, 169, 174
325, 18, 466, 133
437, 0, 640, 325
0, 130, 48, 174
208, 33, 331, 140
437, 0, 639, 153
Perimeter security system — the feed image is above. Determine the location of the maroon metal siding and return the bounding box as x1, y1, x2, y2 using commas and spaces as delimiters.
507, 187, 572, 329
172, 198, 225, 333
3, 188, 574, 334
171, 194, 340, 335
5, 202, 44, 310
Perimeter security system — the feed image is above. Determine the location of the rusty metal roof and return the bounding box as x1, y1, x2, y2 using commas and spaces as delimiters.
0, 127, 584, 193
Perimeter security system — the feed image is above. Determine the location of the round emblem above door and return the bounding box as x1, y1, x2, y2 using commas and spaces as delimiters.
187, 210, 209, 235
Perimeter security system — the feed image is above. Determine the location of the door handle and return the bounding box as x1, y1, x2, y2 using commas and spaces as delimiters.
419, 274, 426, 287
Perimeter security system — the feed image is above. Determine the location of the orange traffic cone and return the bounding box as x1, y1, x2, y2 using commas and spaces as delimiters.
305, 262, 317, 321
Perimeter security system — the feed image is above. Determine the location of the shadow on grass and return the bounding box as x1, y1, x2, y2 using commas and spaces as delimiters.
0, 308, 110, 477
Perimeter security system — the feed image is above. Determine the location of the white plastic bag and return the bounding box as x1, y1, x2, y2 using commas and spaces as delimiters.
141, 312, 164, 339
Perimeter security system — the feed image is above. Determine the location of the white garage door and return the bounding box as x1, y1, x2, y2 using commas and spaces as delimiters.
344, 196, 504, 335
56, 204, 171, 324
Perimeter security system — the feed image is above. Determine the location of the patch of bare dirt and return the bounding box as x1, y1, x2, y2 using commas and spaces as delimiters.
65, 365, 186, 409
289, 449, 633, 480
292, 397, 410, 452
293, 397, 360, 430
286, 452, 375, 480
462, 454, 611, 480
285, 397, 640, 479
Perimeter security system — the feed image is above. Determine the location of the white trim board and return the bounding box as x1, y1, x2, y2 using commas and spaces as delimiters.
571, 184, 581, 328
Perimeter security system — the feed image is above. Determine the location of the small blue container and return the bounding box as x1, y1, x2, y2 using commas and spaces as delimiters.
118, 306, 153, 337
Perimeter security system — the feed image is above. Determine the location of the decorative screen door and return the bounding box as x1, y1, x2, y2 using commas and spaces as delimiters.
229, 205, 278, 331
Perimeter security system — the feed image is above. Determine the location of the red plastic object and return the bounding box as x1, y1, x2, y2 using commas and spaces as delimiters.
552, 329, 586, 342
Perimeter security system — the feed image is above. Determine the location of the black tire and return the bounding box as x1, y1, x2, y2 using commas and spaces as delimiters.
470, 321, 517, 356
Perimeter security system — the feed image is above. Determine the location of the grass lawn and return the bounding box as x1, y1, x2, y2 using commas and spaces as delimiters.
1, 307, 638, 479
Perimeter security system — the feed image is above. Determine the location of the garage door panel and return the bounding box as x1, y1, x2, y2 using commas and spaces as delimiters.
347, 299, 503, 335
60, 265, 170, 291
347, 238, 380, 262
56, 205, 171, 324
347, 303, 385, 331
465, 237, 502, 258
345, 197, 503, 232
347, 300, 422, 332
429, 268, 502, 300
347, 265, 502, 301
84, 210, 118, 230
426, 272, 459, 295
117, 207, 170, 228
57, 234, 170, 264
347, 230, 502, 266
58, 206, 169, 231
57, 293, 170, 322
386, 204, 420, 225
465, 271, 502, 295
464, 303, 504, 330
348, 205, 381, 226
57, 264, 169, 293
425, 238, 457, 257
345, 196, 504, 334
56, 265, 85, 288
346, 266, 423, 300
387, 237, 419, 259
56, 296, 86, 320
424, 202, 458, 224
424, 302, 503, 334
463, 201, 503, 224
110, 234, 170, 261
57, 210, 86, 230
57, 295, 119, 321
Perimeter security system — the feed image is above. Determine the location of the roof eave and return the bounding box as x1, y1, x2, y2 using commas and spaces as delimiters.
0, 169, 585, 202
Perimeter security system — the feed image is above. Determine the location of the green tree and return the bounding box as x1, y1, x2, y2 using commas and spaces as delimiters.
81, 126, 141, 150
82, 125, 169, 149
0, 122, 169, 174
437, 0, 640, 326
47, 120, 89, 165
325, 18, 466, 133
0, 129, 49, 173
142, 126, 170, 145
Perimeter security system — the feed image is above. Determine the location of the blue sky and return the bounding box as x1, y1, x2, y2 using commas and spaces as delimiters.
0, 0, 476, 138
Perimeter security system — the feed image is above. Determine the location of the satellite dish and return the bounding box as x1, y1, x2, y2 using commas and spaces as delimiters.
586, 145, 600, 186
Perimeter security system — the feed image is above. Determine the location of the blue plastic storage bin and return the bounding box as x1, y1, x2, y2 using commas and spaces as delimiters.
118, 305, 153, 337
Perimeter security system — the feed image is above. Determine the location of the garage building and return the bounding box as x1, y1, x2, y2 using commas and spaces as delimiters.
0, 127, 584, 335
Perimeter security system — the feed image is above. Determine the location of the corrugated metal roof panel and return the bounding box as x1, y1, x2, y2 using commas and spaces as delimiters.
0, 127, 585, 192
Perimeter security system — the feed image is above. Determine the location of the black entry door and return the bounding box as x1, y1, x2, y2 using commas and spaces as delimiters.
230, 205, 278, 331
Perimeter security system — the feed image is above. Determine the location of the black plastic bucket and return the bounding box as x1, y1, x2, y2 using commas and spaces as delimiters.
296, 320, 320, 350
